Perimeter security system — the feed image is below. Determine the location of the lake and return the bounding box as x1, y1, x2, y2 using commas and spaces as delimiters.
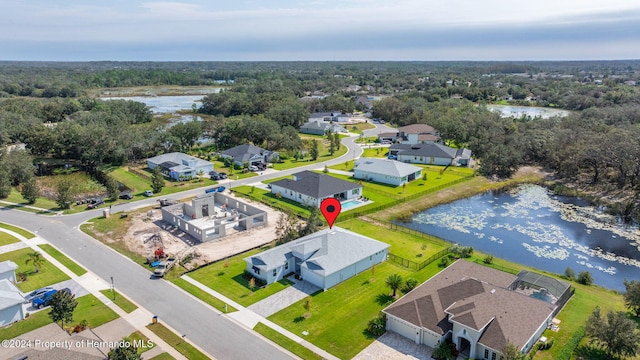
401, 184, 640, 292
101, 94, 219, 114
486, 105, 570, 119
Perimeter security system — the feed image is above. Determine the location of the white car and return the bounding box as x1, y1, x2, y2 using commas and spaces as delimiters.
23, 287, 55, 303
143, 190, 154, 197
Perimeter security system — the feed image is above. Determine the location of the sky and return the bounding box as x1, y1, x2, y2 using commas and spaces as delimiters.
2, 0, 640, 61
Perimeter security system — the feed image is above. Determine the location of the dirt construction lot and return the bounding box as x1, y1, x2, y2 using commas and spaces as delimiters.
117, 193, 285, 269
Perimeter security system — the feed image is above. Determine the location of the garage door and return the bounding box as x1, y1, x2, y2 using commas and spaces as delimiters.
387, 316, 418, 342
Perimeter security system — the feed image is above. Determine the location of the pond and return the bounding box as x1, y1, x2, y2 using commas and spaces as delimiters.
486, 105, 570, 119
401, 184, 640, 292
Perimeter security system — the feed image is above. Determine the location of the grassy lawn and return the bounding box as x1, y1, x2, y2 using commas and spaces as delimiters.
186, 247, 296, 307
232, 186, 312, 218
149, 353, 176, 360
338, 219, 448, 260
73, 294, 120, 329
253, 322, 323, 360
128, 330, 156, 354
0, 308, 52, 340
38, 244, 87, 276
267, 260, 444, 359
146, 322, 210, 360
0, 248, 71, 292
3, 188, 59, 211
0, 223, 35, 239
106, 166, 152, 193
172, 278, 237, 313
0, 293, 119, 340
99, 289, 139, 313
0, 232, 20, 246
272, 144, 348, 171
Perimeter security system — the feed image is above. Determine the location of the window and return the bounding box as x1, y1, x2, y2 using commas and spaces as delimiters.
252, 266, 260, 275
484, 349, 489, 359
369, 256, 372, 261
284, 262, 289, 271
352, 188, 360, 195
491, 352, 496, 360
298, 194, 301, 199
273, 269, 277, 277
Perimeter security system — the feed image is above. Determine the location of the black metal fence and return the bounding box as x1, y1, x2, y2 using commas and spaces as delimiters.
388, 247, 451, 271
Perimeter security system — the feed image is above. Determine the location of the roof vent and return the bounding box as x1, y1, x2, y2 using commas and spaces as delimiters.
490, 289, 496, 294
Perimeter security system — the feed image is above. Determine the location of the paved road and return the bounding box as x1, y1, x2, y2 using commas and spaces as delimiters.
0, 132, 370, 360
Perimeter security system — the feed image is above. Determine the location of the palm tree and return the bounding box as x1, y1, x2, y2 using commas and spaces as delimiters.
25, 251, 45, 273
385, 273, 403, 298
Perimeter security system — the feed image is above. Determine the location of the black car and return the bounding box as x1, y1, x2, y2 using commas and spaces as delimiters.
218, 172, 227, 179
87, 198, 104, 209
210, 174, 220, 180
209, 170, 218, 176
119, 192, 133, 200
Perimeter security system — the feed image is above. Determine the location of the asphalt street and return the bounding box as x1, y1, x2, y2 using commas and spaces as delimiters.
0, 126, 393, 359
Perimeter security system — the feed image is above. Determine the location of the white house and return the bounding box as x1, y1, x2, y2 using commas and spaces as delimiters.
244, 227, 389, 290
0, 260, 18, 283
354, 158, 422, 186
270, 171, 362, 207
299, 120, 347, 136
309, 112, 350, 123
390, 143, 472, 166
383, 260, 561, 360
147, 152, 214, 181
220, 144, 279, 167
0, 279, 25, 326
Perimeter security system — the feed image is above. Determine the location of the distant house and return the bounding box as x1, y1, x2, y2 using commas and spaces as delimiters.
147, 152, 213, 181
0, 279, 25, 326
299, 120, 347, 136
270, 171, 362, 207
377, 124, 441, 145
244, 227, 389, 290
384, 260, 569, 360
309, 112, 350, 123
390, 143, 472, 166
0, 260, 18, 283
354, 158, 422, 186
220, 144, 279, 167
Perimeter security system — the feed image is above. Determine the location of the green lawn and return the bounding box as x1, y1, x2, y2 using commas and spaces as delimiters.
107, 166, 152, 193
0, 248, 71, 292
338, 219, 448, 260
186, 247, 296, 307
99, 289, 138, 313
272, 144, 348, 170
253, 322, 323, 360
38, 244, 87, 276
146, 322, 210, 360
267, 260, 444, 359
128, 330, 156, 354
232, 186, 312, 218
172, 278, 237, 313
3, 188, 59, 212
0, 293, 119, 340
0, 232, 20, 246
149, 353, 176, 360
73, 294, 120, 329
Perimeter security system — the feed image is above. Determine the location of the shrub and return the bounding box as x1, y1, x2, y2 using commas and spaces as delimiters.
439, 256, 450, 268
557, 327, 585, 360
564, 267, 576, 280
242, 270, 266, 287
402, 278, 419, 293
483, 255, 494, 264
577, 271, 593, 285
367, 314, 386, 337
450, 244, 473, 258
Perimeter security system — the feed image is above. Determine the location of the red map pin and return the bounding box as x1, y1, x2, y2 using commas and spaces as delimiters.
320, 198, 341, 229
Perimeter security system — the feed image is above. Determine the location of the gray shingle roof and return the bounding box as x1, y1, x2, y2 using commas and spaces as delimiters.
391, 143, 459, 159
147, 152, 212, 170
0, 260, 18, 274
399, 124, 437, 134
0, 279, 24, 310
354, 158, 422, 178
384, 260, 555, 352
270, 171, 361, 198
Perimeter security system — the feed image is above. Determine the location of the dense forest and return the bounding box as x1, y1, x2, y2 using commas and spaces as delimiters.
0, 61, 639, 219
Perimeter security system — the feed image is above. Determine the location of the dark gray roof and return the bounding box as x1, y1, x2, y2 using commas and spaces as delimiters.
399, 124, 437, 134
221, 144, 273, 163
270, 171, 361, 198
391, 143, 459, 159
300, 120, 328, 131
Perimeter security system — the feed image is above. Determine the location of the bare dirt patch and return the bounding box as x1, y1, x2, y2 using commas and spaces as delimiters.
116, 193, 284, 270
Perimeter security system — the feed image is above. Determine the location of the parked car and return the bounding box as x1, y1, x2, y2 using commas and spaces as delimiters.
143, 190, 153, 197
218, 172, 227, 179
248, 165, 259, 172
210, 174, 220, 180
87, 198, 104, 209
32, 288, 71, 309
24, 286, 54, 304
119, 192, 134, 200
158, 199, 178, 207
152, 258, 175, 278
388, 155, 398, 160
208, 170, 218, 176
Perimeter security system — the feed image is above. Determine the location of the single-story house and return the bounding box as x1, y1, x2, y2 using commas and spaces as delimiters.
220, 144, 279, 167
309, 112, 350, 123
354, 158, 423, 186
270, 170, 362, 207
147, 152, 214, 181
377, 124, 442, 145
299, 120, 347, 135
383, 260, 563, 360
0, 279, 25, 326
244, 227, 389, 290
0, 260, 18, 283
390, 143, 472, 166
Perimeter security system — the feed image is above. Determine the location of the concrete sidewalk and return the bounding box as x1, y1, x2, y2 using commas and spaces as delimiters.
181, 274, 340, 360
